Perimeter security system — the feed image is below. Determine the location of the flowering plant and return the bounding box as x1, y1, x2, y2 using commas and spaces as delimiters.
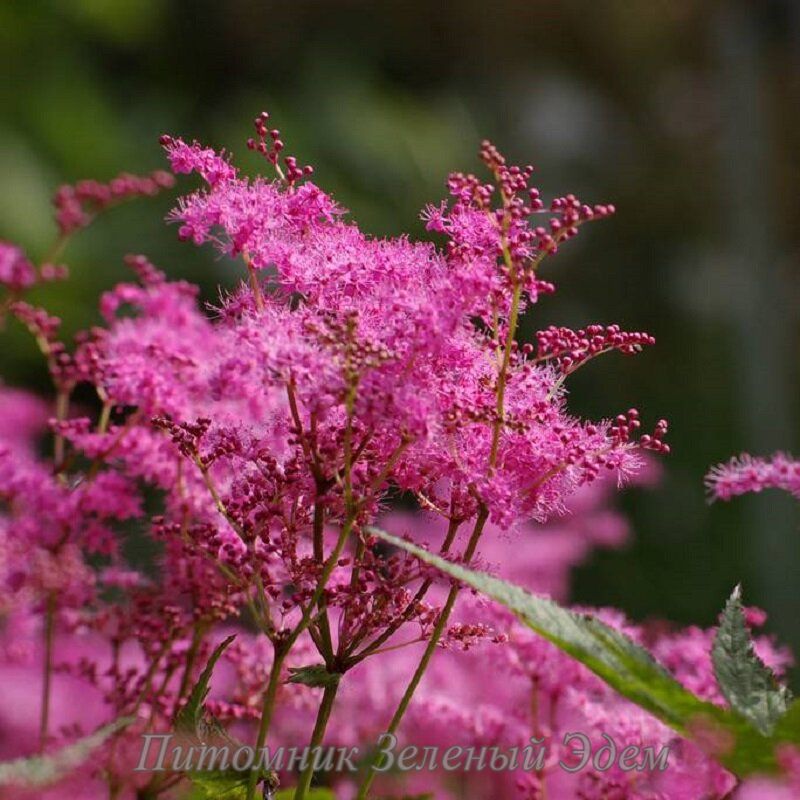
0, 112, 797, 800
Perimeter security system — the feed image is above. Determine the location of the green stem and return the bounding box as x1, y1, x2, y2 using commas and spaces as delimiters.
175, 624, 204, 710
489, 280, 522, 467
97, 400, 112, 434
53, 390, 69, 475
195, 458, 246, 541
293, 682, 339, 800
245, 253, 265, 312
312, 498, 335, 662
41, 234, 69, 268
246, 646, 286, 800
245, 518, 355, 800
355, 509, 487, 799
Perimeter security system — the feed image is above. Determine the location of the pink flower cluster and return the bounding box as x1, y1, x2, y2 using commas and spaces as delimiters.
535, 324, 657, 378
53, 170, 175, 235
0, 111, 788, 799
706, 452, 800, 501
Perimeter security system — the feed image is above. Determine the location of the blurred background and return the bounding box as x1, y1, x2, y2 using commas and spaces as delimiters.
2, 1, 800, 661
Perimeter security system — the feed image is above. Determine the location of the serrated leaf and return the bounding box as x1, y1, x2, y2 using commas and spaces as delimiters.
370, 528, 800, 778
0, 717, 132, 788
712, 586, 792, 735
369, 528, 725, 734
287, 664, 341, 688
176, 634, 236, 736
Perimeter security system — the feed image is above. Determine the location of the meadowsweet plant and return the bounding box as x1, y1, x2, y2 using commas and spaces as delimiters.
0, 112, 796, 800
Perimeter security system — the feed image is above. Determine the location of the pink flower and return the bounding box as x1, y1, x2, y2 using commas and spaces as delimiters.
706, 452, 800, 501
0, 241, 37, 291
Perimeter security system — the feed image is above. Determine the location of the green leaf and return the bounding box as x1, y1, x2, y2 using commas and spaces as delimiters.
370, 528, 800, 778
187, 773, 248, 798
0, 717, 133, 788
187, 769, 275, 799
274, 789, 334, 800
370, 527, 724, 735
713, 585, 792, 735
186, 767, 279, 800
287, 664, 341, 689
775, 698, 800, 739
176, 634, 236, 736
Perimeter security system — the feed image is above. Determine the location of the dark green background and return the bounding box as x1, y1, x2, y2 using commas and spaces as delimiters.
2, 1, 799, 660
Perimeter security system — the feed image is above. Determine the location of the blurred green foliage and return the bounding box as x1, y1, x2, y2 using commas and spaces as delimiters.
2, 0, 799, 657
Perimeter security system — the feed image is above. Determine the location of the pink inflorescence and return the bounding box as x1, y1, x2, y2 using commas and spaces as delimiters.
535, 324, 656, 376
705, 452, 800, 502
0, 241, 37, 292
53, 169, 175, 235
246, 110, 314, 184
